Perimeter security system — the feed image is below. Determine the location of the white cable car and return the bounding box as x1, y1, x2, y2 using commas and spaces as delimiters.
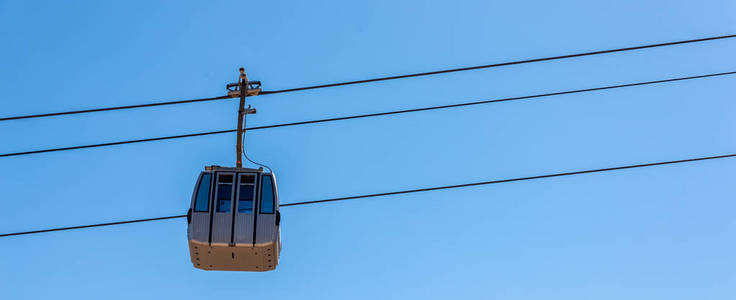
187, 166, 281, 271
186, 68, 279, 271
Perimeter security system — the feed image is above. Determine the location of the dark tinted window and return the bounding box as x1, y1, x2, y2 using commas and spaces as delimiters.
219, 174, 233, 183
240, 175, 255, 184
238, 185, 254, 213
216, 174, 234, 212
194, 173, 211, 212
260, 175, 275, 214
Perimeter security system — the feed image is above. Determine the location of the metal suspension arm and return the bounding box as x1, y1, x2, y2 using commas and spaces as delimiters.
234, 68, 257, 168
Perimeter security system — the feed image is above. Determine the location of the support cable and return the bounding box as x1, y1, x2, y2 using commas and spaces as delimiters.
2, 152, 734, 238
2, 71, 734, 158
1, 34, 734, 122
0, 96, 231, 122
260, 34, 736, 95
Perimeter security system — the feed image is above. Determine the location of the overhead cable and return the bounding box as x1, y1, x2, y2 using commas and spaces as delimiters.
2, 71, 734, 158
0, 96, 231, 122
259, 34, 736, 95
1, 34, 734, 122
2, 151, 734, 238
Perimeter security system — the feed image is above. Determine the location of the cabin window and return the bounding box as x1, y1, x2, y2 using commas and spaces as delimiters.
260, 175, 275, 214
238, 174, 256, 213
194, 173, 211, 212
216, 174, 234, 212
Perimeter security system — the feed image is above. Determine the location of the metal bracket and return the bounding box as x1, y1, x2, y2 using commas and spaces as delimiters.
243, 105, 256, 115
227, 81, 262, 97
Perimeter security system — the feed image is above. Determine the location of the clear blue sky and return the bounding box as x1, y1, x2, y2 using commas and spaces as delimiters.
1, 0, 736, 299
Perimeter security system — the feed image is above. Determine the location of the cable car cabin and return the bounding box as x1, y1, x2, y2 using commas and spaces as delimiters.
187, 166, 281, 271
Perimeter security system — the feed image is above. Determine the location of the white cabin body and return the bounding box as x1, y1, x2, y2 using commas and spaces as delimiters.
187, 166, 281, 271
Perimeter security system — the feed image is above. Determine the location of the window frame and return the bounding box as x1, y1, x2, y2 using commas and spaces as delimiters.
236, 173, 258, 214
215, 173, 235, 213
259, 174, 276, 214
193, 173, 212, 212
